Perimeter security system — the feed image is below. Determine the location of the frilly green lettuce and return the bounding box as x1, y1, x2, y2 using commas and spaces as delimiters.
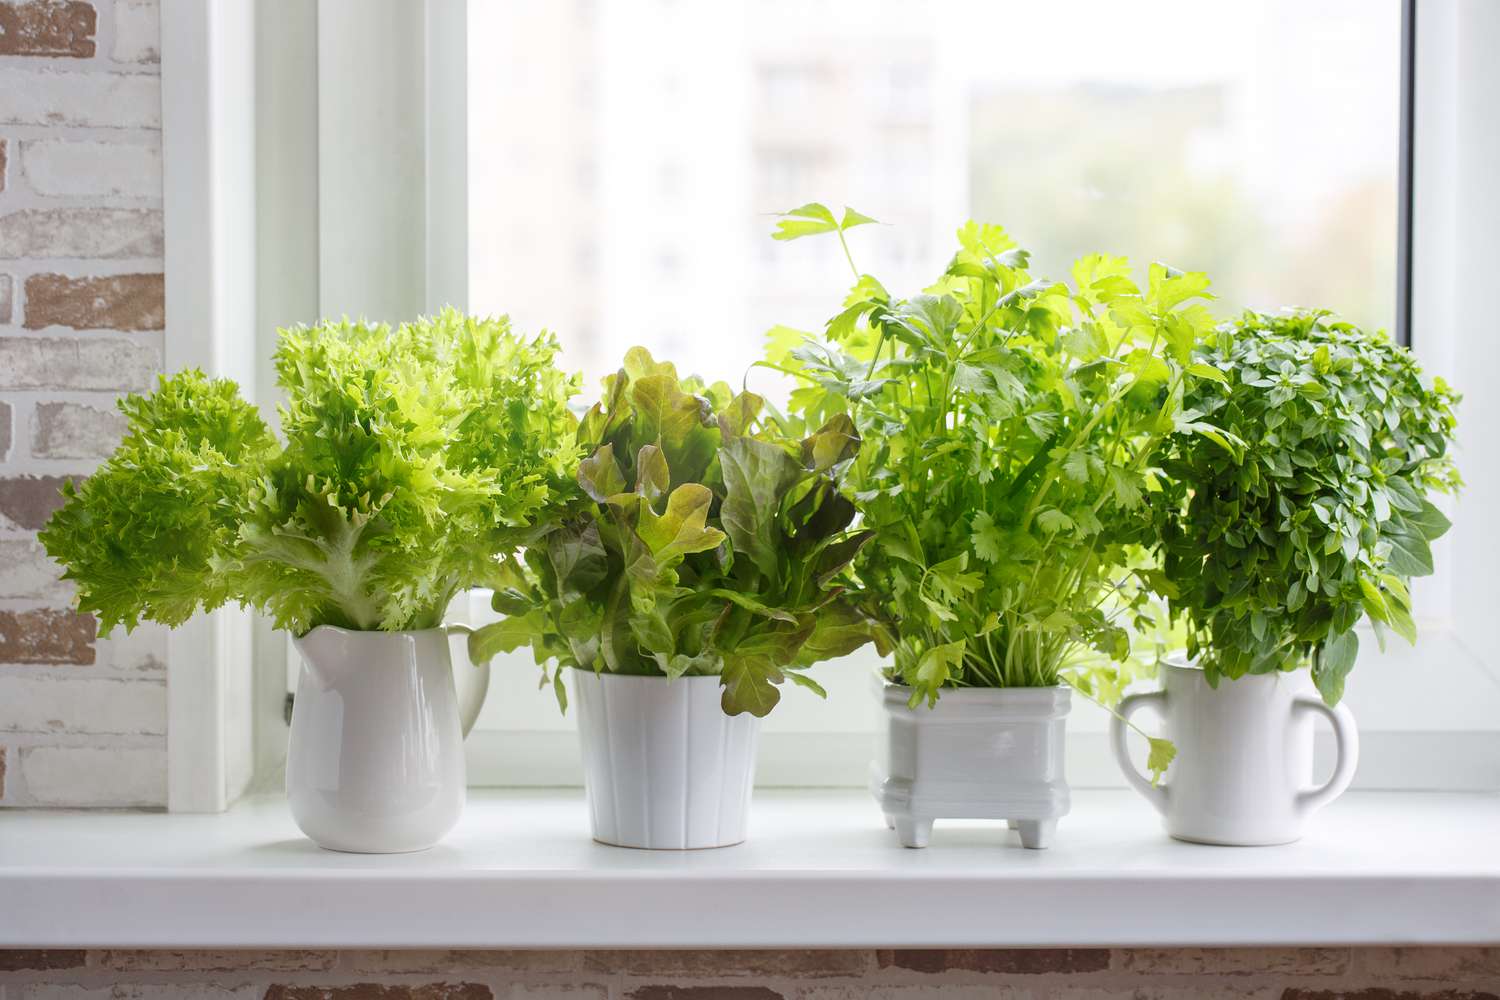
41, 308, 581, 635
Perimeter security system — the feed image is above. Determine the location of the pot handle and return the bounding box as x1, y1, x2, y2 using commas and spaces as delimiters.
1110, 690, 1169, 815
1292, 693, 1359, 818
444, 622, 489, 739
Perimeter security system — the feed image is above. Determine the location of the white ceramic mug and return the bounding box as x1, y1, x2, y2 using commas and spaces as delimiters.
1110, 661, 1359, 845
287, 624, 488, 853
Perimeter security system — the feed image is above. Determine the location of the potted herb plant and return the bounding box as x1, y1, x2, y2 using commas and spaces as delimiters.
1112, 310, 1460, 845
468, 347, 879, 849
40, 310, 580, 852
768, 205, 1222, 848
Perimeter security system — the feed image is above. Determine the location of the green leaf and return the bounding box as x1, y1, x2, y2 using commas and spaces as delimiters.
1147, 262, 1213, 311
577, 443, 627, 503
636, 483, 726, 564
1186, 362, 1229, 385
1384, 517, 1434, 577
794, 601, 875, 666
629, 373, 709, 452
784, 670, 829, 698
840, 207, 880, 231
1407, 499, 1452, 542
1037, 508, 1074, 534
1314, 629, 1359, 704
718, 435, 803, 580
970, 510, 1004, 563
799, 414, 861, 472
633, 444, 671, 502
771, 203, 839, 241
906, 640, 966, 708
468, 612, 544, 664
1146, 737, 1177, 785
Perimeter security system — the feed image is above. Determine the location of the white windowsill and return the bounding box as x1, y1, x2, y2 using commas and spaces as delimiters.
4, 789, 1498, 949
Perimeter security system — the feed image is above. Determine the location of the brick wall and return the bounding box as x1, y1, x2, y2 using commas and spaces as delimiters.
0, 949, 1496, 998
0, 0, 169, 807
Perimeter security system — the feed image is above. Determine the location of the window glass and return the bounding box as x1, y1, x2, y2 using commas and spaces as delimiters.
469, 0, 1400, 389
464, 0, 1404, 749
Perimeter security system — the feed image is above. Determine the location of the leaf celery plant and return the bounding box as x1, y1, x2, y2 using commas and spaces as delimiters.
466, 347, 883, 717
766, 205, 1237, 779
1149, 309, 1459, 704
40, 309, 581, 636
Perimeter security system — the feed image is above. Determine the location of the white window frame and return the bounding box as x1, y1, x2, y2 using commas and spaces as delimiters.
163, 0, 1500, 808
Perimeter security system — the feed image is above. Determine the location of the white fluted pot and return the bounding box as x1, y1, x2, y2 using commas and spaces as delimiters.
572, 670, 760, 849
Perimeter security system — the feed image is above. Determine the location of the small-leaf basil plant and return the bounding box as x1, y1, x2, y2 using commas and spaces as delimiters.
1148, 309, 1460, 703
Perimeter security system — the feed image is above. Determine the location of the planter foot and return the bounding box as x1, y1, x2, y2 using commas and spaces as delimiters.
1014, 819, 1055, 849
883, 813, 896, 830
894, 816, 933, 848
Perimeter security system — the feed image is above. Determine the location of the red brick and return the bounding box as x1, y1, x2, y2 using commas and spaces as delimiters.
264, 988, 492, 1000
0, 1, 95, 57
350, 950, 584, 973
0, 948, 88, 970
589, 950, 869, 978
1115, 947, 1350, 976
0, 473, 79, 529
23, 273, 164, 331
626, 990, 783, 1000
1360, 948, 1500, 982
0, 608, 96, 664
876, 949, 1111, 975
98, 949, 339, 972
1283, 992, 1499, 1000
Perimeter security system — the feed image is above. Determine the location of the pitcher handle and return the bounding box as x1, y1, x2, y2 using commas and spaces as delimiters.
1292, 693, 1359, 818
444, 622, 489, 739
1110, 690, 1169, 815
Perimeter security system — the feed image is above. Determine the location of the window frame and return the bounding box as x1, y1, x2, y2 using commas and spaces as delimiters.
169, 0, 1498, 807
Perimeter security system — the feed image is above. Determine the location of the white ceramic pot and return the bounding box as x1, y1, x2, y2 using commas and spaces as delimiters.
573, 670, 760, 850
288, 624, 488, 853
870, 675, 1071, 849
1110, 661, 1359, 845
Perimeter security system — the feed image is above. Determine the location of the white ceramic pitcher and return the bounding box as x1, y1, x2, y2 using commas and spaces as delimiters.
1110, 661, 1359, 845
287, 624, 488, 853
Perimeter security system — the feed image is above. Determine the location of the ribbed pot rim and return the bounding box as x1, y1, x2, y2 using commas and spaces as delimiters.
569, 668, 722, 687
295, 624, 448, 640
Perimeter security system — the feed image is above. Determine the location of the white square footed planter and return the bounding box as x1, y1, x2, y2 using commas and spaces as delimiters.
870, 676, 1072, 849
573, 670, 760, 850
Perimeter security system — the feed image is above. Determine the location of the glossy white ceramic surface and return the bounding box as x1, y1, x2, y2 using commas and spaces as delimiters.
287, 624, 487, 853
573, 670, 760, 850
870, 676, 1072, 849
1111, 661, 1360, 845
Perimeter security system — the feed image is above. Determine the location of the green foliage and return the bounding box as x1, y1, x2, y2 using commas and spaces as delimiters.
1149, 310, 1460, 703
39, 371, 278, 633
40, 310, 581, 635
468, 347, 880, 717
769, 206, 1233, 708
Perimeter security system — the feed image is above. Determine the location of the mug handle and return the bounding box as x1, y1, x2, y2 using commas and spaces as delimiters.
1110, 690, 1169, 815
1292, 693, 1360, 818
443, 622, 489, 739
